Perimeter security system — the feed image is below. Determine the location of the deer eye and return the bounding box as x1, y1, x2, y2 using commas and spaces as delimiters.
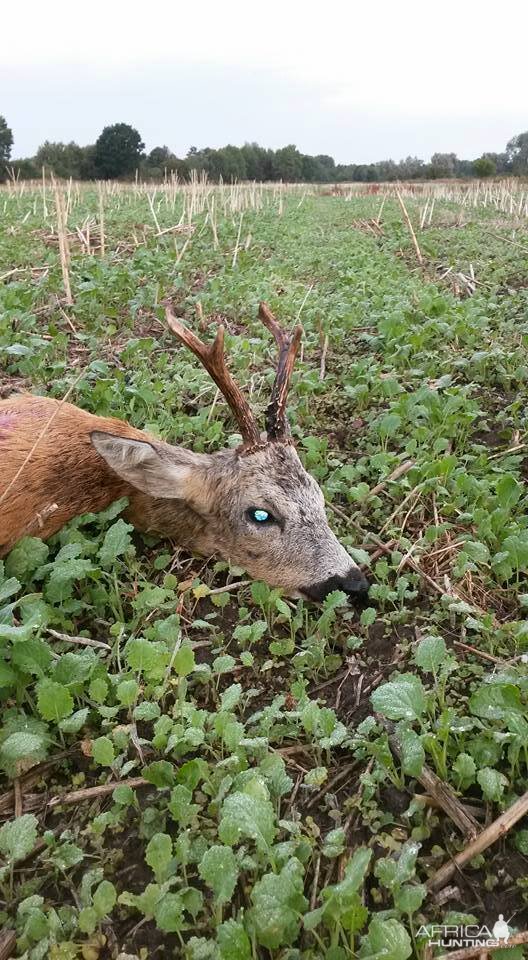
247, 508, 274, 525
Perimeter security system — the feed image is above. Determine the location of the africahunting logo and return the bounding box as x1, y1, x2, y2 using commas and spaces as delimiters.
418, 915, 511, 949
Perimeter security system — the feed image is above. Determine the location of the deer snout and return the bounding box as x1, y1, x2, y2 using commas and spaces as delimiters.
301, 567, 370, 604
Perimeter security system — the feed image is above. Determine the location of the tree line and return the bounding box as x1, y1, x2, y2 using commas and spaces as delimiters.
1, 117, 528, 183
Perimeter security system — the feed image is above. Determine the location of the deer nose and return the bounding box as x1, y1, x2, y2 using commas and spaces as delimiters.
301, 568, 370, 604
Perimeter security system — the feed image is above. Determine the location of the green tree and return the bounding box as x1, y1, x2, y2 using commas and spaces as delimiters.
430, 152, 457, 178
398, 156, 424, 179
473, 155, 496, 178
94, 123, 145, 179
482, 151, 510, 174
216, 145, 247, 181
315, 154, 335, 175
10, 158, 39, 179
79, 145, 97, 179
35, 141, 85, 178
144, 146, 177, 179
271, 144, 303, 181
506, 131, 528, 174
0, 115, 14, 179
301, 154, 325, 181
240, 142, 273, 180
148, 146, 173, 167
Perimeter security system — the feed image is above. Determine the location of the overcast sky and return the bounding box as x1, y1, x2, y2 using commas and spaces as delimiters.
2, 0, 526, 163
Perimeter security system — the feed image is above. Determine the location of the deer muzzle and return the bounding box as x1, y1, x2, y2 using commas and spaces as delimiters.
301, 567, 370, 604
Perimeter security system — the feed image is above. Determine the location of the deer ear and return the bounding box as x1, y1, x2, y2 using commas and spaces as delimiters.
90, 432, 208, 500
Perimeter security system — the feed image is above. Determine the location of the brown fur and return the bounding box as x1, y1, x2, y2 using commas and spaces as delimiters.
0, 396, 143, 554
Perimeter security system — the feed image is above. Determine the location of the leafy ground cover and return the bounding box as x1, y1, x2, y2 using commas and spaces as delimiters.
1, 183, 528, 959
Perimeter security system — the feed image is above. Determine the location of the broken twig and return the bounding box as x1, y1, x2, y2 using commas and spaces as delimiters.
428, 787, 528, 891
435, 930, 528, 960
382, 721, 479, 840
396, 190, 423, 264
0, 930, 16, 960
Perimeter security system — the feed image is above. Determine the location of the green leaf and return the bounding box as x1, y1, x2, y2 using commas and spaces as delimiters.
469, 683, 521, 720
219, 791, 276, 851
5, 538, 49, 579
168, 785, 199, 827
184, 937, 218, 959
0, 624, 31, 641
452, 752, 476, 787
220, 683, 242, 712
304, 766, 327, 787
0, 731, 48, 776
249, 858, 308, 949
322, 827, 346, 858
0, 813, 38, 861
112, 784, 136, 806
36, 680, 74, 722
92, 736, 115, 766
259, 754, 293, 798
48, 841, 84, 870
394, 883, 426, 915
133, 701, 160, 721
89, 677, 108, 703
0, 661, 16, 688
44, 558, 95, 602
199, 845, 239, 903
360, 607, 377, 627
154, 892, 184, 933
515, 829, 528, 855
93, 880, 117, 918
338, 846, 372, 895
0, 577, 22, 604
275, 597, 291, 618
397, 724, 425, 777
11, 639, 53, 677
371, 674, 426, 721
143, 759, 176, 788
360, 916, 412, 960
145, 832, 173, 882
477, 767, 507, 802
413, 635, 448, 673
53, 650, 94, 688
78, 906, 98, 935
181, 887, 203, 920
378, 412, 401, 438
119, 881, 161, 919
251, 581, 270, 606
98, 519, 134, 566
212, 654, 237, 674
463, 540, 490, 564
217, 918, 252, 960
59, 708, 89, 734
177, 758, 209, 791
173, 644, 195, 677
491, 948, 524, 960
125, 637, 168, 678
269, 637, 294, 656
375, 841, 420, 892
496, 475, 522, 509
117, 678, 139, 706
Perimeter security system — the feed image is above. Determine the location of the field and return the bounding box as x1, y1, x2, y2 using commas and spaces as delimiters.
1, 177, 528, 959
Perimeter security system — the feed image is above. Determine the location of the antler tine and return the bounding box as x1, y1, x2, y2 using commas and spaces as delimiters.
165, 305, 262, 449
258, 302, 303, 442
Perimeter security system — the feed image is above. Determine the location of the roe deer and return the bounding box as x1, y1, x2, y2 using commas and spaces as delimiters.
0, 303, 369, 602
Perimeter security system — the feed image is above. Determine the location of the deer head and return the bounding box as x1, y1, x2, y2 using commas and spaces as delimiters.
91, 303, 369, 602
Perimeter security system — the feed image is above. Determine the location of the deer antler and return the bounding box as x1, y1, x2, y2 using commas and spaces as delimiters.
258, 302, 302, 442
165, 306, 262, 450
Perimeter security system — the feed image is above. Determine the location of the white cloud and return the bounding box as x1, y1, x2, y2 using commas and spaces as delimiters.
2, 0, 527, 159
